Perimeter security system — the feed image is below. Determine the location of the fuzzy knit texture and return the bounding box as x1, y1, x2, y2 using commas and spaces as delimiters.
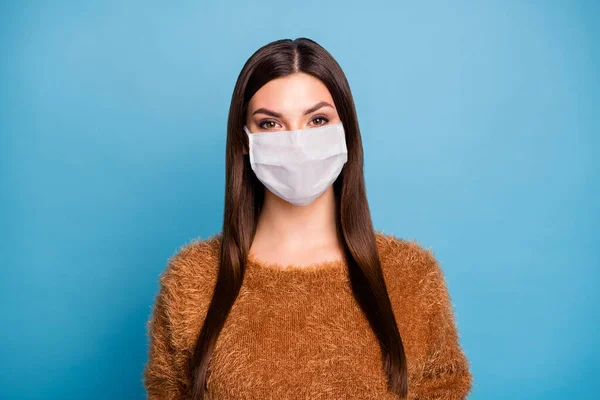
142, 231, 473, 399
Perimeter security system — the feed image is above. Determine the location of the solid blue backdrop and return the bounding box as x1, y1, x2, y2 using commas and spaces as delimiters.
1, 1, 598, 399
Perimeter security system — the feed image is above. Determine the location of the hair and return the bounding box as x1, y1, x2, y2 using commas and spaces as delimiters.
189, 37, 408, 399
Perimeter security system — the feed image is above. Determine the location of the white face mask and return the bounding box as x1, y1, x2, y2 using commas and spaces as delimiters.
243, 122, 348, 206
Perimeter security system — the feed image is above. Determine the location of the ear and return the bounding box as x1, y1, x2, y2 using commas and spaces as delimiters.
242, 137, 249, 155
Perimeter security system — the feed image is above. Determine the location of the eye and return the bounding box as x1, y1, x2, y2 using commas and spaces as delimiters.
310, 116, 329, 126
258, 120, 281, 130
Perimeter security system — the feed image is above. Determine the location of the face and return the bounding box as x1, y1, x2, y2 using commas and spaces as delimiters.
244, 72, 341, 153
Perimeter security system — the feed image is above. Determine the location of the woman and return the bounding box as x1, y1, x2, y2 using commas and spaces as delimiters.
143, 38, 473, 399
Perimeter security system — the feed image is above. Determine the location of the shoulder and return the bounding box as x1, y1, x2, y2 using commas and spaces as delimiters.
374, 231, 460, 365
154, 232, 222, 349
159, 232, 222, 289
375, 230, 443, 293
374, 230, 454, 326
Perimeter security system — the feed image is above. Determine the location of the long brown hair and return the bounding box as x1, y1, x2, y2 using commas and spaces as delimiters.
190, 37, 408, 399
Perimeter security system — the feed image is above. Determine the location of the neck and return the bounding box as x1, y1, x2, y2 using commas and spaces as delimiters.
252, 187, 339, 252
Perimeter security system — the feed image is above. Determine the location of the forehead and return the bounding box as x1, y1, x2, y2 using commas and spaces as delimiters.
248, 73, 335, 114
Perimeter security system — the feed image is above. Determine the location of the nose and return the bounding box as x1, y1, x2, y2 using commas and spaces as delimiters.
287, 121, 310, 131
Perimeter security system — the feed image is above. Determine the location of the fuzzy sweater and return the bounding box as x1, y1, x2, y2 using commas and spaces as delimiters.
142, 231, 473, 399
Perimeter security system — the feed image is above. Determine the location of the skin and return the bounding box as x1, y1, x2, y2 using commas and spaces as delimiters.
244, 72, 345, 268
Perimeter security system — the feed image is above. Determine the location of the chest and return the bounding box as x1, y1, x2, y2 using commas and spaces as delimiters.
201, 276, 421, 399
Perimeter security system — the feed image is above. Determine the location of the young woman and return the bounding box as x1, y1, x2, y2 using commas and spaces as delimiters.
143, 38, 473, 400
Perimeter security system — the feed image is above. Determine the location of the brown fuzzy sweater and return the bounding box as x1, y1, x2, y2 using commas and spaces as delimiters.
142, 231, 473, 399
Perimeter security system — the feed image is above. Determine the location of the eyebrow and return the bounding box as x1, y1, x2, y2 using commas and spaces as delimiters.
252, 101, 334, 118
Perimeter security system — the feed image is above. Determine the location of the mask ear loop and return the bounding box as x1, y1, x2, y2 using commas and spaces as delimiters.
242, 125, 252, 160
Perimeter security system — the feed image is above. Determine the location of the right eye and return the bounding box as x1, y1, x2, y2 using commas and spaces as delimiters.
258, 120, 281, 130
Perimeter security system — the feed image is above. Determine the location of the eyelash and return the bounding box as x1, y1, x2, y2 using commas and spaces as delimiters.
258, 116, 330, 130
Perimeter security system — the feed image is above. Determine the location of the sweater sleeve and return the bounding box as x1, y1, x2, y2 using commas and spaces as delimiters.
412, 249, 474, 400
142, 270, 190, 399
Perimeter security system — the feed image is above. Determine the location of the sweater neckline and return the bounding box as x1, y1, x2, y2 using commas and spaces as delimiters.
246, 251, 348, 275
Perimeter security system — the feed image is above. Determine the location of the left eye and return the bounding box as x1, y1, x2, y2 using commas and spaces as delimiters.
311, 117, 328, 125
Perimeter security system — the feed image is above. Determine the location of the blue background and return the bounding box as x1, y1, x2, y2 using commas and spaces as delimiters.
1, 1, 598, 399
